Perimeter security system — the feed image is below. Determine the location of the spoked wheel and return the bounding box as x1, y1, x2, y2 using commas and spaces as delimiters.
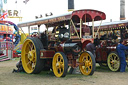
79, 51, 95, 75
52, 52, 68, 77
107, 51, 120, 71
21, 37, 44, 74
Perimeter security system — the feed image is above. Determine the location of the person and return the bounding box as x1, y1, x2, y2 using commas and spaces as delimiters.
85, 42, 96, 58
40, 30, 48, 48
116, 39, 128, 72
122, 30, 128, 40
12, 58, 24, 73
100, 33, 107, 40
94, 35, 100, 47
108, 31, 113, 40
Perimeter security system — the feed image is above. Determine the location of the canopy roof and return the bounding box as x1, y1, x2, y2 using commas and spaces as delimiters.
18, 9, 106, 27
94, 20, 128, 31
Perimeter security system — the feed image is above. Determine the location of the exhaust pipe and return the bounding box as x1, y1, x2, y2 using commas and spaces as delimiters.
120, 0, 125, 20
68, 0, 74, 11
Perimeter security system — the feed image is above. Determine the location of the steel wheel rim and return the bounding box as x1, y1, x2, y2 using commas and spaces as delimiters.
108, 53, 120, 71
21, 39, 37, 73
79, 52, 93, 75
52, 53, 64, 77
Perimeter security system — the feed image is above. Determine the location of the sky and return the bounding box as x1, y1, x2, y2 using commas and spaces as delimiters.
3, 0, 128, 25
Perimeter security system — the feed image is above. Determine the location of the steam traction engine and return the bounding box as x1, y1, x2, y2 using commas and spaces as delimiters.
18, 9, 106, 77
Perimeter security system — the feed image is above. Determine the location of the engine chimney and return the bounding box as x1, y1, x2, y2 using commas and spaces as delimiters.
68, 0, 74, 11
120, 0, 125, 20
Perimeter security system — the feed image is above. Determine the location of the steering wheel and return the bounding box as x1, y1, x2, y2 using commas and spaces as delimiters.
31, 32, 39, 37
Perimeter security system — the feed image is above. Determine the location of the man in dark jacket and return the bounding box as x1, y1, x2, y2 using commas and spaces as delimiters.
117, 39, 128, 72
86, 42, 96, 58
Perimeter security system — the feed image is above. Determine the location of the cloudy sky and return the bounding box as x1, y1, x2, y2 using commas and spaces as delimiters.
3, 0, 128, 24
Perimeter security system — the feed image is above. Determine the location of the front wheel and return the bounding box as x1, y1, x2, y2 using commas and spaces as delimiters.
79, 51, 95, 75
52, 52, 68, 77
21, 37, 44, 74
107, 51, 120, 71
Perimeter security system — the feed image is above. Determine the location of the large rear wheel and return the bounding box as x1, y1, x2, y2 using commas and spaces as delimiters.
21, 37, 44, 74
52, 52, 68, 77
79, 51, 95, 75
107, 51, 120, 71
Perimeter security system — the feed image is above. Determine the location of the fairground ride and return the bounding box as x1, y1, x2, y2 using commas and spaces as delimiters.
0, 20, 20, 61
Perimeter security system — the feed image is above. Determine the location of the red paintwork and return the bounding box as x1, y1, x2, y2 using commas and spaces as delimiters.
72, 9, 106, 22
40, 50, 55, 59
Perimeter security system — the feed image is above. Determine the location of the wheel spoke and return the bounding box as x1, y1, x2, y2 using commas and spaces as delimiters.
110, 56, 112, 61
25, 53, 29, 55
32, 62, 35, 69
60, 62, 64, 68
114, 55, 116, 60
111, 64, 114, 68
89, 62, 92, 66
89, 56, 92, 62
60, 58, 64, 63
85, 67, 88, 73
86, 55, 88, 60
87, 66, 91, 72
31, 44, 34, 51
27, 61, 31, 66
82, 66, 85, 70
56, 65, 59, 69
61, 64, 64, 68
33, 50, 36, 59
56, 56, 60, 62
27, 43, 32, 51
114, 64, 117, 69
27, 56, 31, 61
59, 68, 62, 74
25, 53, 29, 59
83, 57, 86, 62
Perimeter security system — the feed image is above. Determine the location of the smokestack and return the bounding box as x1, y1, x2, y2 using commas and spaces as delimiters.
68, 0, 74, 11
120, 0, 125, 20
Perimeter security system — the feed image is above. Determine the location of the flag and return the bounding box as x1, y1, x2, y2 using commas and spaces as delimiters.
0, 10, 8, 20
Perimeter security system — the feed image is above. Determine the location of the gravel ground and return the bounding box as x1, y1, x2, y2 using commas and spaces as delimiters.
0, 58, 128, 85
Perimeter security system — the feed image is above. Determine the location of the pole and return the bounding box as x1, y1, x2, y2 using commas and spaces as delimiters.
92, 19, 94, 38
0, 0, 3, 15
120, 0, 125, 20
